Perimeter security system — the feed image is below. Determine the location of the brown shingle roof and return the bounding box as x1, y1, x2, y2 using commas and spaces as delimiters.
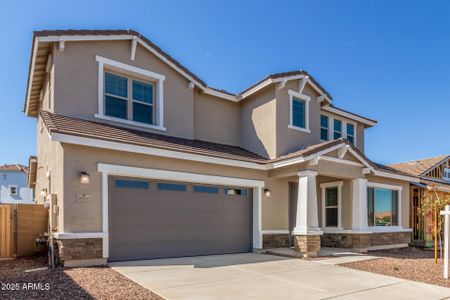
39, 111, 415, 181
0, 164, 28, 173
41, 111, 268, 164
389, 155, 450, 176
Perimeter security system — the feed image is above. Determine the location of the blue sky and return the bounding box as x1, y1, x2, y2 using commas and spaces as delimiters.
0, 0, 449, 166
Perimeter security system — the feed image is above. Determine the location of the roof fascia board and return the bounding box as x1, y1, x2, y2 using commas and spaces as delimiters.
50, 132, 268, 170
322, 106, 377, 126
372, 170, 420, 183
203, 88, 239, 102
240, 78, 273, 99
24, 40, 40, 116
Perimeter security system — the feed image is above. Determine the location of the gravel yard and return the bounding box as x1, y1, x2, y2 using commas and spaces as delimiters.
340, 247, 450, 288
0, 256, 163, 299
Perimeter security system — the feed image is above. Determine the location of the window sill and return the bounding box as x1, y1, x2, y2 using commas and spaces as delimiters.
368, 226, 412, 233
94, 114, 167, 131
288, 124, 311, 133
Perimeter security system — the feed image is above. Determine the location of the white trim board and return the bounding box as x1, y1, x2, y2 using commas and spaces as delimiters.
97, 163, 265, 258
322, 106, 377, 127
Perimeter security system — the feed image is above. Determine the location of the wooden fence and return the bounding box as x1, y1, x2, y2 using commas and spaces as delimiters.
0, 204, 48, 258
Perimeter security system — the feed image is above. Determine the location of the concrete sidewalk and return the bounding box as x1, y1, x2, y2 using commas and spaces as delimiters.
110, 253, 450, 300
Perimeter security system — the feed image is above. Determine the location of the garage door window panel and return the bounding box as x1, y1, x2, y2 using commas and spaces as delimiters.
193, 185, 219, 194
157, 182, 187, 191
115, 179, 149, 189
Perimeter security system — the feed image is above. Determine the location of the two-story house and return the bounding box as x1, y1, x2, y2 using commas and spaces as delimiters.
0, 164, 34, 203
24, 29, 419, 267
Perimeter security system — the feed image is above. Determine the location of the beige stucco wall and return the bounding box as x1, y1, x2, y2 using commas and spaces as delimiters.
240, 87, 277, 158
61, 144, 279, 232
52, 40, 195, 139
34, 118, 65, 231
276, 81, 323, 156
46, 140, 411, 234
193, 90, 240, 146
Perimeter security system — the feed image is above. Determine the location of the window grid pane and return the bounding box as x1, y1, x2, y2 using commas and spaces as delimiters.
347, 124, 355, 144
334, 119, 342, 139
133, 102, 153, 124
321, 115, 329, 140
132, 80, 153, 104
105, 95, 128, 119
292, 98, 306, 128
105, 73, 128, 98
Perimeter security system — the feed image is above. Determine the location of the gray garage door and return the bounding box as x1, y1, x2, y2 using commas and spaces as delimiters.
108, 176, 253, 261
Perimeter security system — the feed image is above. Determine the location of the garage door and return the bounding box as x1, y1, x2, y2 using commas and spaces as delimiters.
108, 176, 253, 261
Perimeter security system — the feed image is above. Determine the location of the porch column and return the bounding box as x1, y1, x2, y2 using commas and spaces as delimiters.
352, 178, 369, 230
293, 170, 322, 257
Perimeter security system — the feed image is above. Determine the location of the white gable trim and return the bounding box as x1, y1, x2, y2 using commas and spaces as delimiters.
322, 106, 377, 127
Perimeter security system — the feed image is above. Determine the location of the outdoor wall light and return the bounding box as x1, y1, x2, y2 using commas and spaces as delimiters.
80, 172, 90, 184
264, 188, 271, 197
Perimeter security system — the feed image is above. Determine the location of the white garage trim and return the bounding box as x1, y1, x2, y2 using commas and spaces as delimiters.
97, 163, 265, 258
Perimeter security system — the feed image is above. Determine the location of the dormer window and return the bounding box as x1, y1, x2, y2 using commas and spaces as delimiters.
444, 168, 450, 181
95, 56, 166, 131
288, 90, 310, 133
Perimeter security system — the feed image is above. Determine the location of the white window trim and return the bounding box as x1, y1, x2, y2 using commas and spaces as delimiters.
288, 90, 311, 133
321, 181, 343, 229
95, 55, 166, 131
9, 185, 18, 196
366, 182, 402, 230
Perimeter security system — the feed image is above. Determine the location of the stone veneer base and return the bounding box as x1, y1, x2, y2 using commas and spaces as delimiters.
294, 235, 321, 257
55, 238, 103, 266
262, 234, 290, 249
321, 231, 411, 251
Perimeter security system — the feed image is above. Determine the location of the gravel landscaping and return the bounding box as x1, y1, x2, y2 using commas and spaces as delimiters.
340, 247, 450, 288
0, 256, 164, 299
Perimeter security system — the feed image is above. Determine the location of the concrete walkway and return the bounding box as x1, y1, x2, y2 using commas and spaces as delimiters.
110, 253, 450, 300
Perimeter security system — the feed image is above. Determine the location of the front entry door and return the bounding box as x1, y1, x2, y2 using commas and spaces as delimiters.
288, 182, 298, 247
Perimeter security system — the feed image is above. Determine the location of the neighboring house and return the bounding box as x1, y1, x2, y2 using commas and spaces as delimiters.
24, 29, 419, 267
390, 155, 450, 247
0, 164, 34, 203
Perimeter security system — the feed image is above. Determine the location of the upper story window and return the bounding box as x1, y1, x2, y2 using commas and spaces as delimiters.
104, 72, 155, 125
444, 168, 450, 181
95, 55, 166, 131
346, 123, 355, 144
333, 119, 342, 139
288, 90, 311, 133
320, 115, 329, 141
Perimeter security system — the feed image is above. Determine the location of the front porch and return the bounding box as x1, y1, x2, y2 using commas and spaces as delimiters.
261, 143, 413, 257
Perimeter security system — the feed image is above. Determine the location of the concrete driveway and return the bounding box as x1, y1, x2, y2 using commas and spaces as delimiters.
110, 253, 450, 300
